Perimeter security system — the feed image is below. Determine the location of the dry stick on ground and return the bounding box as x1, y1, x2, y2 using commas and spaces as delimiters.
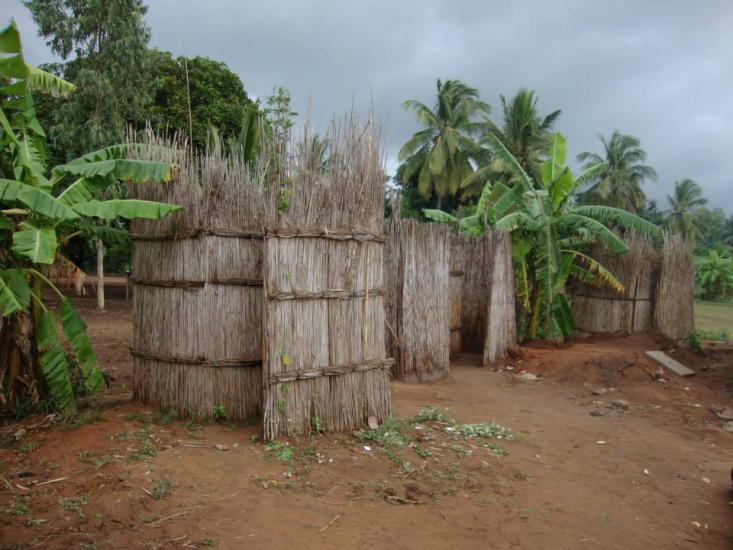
150, 511, 192, 527
318, 514, 341, 533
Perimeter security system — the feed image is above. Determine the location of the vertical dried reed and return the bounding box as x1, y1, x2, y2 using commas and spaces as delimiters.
571, 234, 659, 334
449, 230, 515, 364
655, 233, 694, 340
449, 235, 464, 357
385, 218, 451, 381
128, 135, 265, 421
483, 230, 516, 365
261, 116, 392, 439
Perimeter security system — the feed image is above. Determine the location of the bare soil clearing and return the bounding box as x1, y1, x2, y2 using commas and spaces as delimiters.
1, 295, 732, 549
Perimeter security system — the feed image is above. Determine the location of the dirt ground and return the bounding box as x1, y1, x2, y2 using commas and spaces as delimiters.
1, 290, 732, 549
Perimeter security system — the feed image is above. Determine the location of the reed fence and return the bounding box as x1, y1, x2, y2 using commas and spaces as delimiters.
450, 230, 515, 365
385, 218, 450, 381
449, 236, 464, 357
655, 233, 695, 340
571, 234, 658, 334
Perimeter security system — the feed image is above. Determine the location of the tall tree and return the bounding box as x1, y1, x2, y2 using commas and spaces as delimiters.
25, 0, 153, 310
491, 89, 560, 182
576, 131, 657, 212
667, 178, 707, 240
0, 21, 178, 411
398, 79, 490, 209
146, 50, 251, 151
463, 88, 560, 194
25, 0, 152, 160
691, 207, 729, 253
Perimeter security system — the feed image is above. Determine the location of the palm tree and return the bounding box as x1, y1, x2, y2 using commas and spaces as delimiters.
577, 131, 657, 212
461, 89, 560, 194
494, 89, 560, 178
398, 79, 490, 209
667, 178, 707, 240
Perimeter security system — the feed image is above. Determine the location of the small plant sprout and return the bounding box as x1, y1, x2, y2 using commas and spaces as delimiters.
152, 478, 172, 500
213, 405, 228, 422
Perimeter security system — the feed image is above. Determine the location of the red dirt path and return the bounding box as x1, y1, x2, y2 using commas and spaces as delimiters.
1, 294, 732, 549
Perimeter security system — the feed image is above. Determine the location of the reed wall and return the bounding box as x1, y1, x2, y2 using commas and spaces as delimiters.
385, 218, 451, 381
655, 233, 695, 340
129, 143, 265, 421
130, 122, 393, 438
483, 230, 516, 364
571, 234, 659, 335
260, 121, 392, 439
449, 236, 464, 357
450, 230, 515, 364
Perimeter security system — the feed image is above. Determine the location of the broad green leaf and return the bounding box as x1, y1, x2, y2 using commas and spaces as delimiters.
489, 183, 520, 219
0, 179, 78, 220
0, 54, 27, 79
0, 22, 21, 54
564, 249, 625, 294
0, 178, 21, 202
57, 177, 110, 206
550, 168, 574, 211
563, 214, 628, 253
458, 215, 482, 235
554, 254, 574, 290
476, 181, 493, 217
14, 132, 47, 186
12, 222, 57, 264
552, 294, 574, 338
53, 159, 172, 183
66, 144, 157, 164
572, 205, 660, 237
422, 209, 457, 224
0, 268, 30, 315
0, 215, 13, 229
59, 299, 105, 392
72, 199, 181, 220
0, 107, 18, 144
37, 310, 76, 411
483, 131, 534, 191
548, 133, 566, 174
26, 65, 75, 98
18, 185, 78, 220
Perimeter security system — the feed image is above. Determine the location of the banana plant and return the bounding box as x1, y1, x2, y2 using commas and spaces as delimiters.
423, 131, 660, 341
0, 22, 180, 412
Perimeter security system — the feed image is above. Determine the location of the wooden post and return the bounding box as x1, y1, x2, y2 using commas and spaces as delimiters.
96, 238, 105, 311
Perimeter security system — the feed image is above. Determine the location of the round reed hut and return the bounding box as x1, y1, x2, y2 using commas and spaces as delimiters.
129, 146, 265, 421
129, 119, 393, 439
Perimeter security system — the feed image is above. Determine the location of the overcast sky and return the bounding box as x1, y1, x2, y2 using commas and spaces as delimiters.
6, 0, 733, 212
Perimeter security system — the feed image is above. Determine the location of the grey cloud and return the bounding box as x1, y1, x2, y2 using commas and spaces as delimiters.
6, 0, 733, 211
